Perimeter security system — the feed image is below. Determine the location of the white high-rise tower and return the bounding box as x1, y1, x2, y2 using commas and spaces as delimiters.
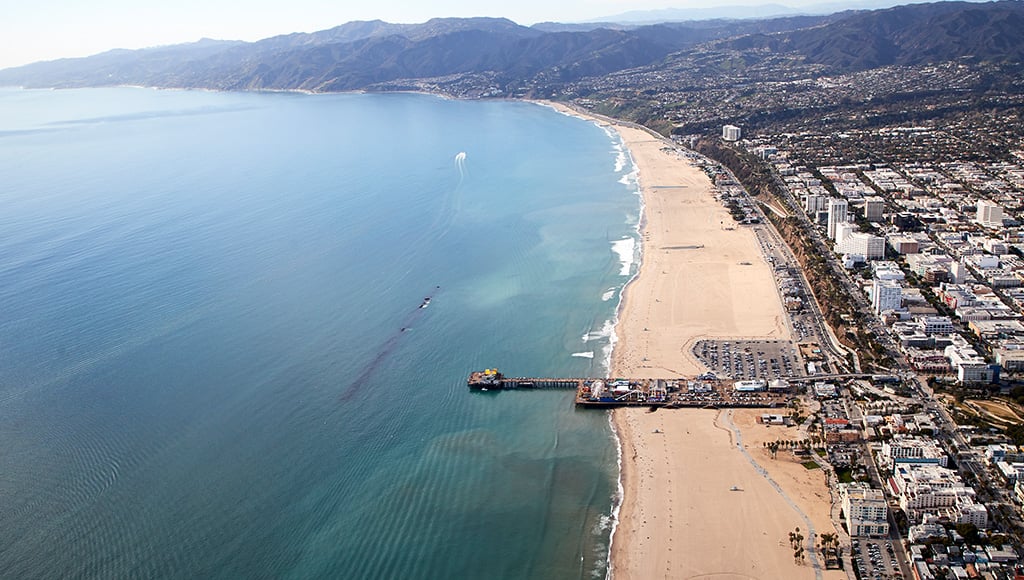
827, 198, 849, 240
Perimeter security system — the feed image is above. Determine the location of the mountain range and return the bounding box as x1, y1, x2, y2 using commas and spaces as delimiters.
595, 0, 970, 22
0, 1, 1021, 95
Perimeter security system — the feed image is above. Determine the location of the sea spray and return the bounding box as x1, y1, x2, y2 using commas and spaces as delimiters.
613, 143, 628, 173
609, 237, 637, 277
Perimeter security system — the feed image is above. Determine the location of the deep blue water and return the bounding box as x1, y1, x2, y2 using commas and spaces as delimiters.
0, 88, 639, 579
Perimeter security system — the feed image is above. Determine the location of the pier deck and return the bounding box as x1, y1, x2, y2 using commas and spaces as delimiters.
468, 370, 794, 408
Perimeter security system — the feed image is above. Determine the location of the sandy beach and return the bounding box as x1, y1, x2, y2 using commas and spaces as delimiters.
543, 102, 843, 579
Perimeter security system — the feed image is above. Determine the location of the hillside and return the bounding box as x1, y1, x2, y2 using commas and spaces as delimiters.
0, 2, 1022, 96
0, 16, 830, 92
719, 1, 1024, 71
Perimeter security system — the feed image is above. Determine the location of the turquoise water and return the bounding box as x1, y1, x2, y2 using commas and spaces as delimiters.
0, 88, 639, 579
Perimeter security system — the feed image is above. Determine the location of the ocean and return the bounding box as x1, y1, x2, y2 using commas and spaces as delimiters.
0, 88, 640, 579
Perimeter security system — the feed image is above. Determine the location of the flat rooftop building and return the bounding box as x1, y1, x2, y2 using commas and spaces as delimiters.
841, 483, 890, 537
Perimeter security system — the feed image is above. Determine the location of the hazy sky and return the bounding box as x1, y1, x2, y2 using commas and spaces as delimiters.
1, 0, 823, 70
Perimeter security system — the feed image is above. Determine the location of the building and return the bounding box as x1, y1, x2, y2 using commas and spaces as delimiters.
873, 261, 906, 281
949, 260, 969, 284
827, 198, 848, 240
994, 348, 1024, 372
889, 464, 988, 527
995, 461, 1024, 484
826, 429, 863, 444
864, 196, 885, 221
888, 235, 920, 255
882, 435, 949, 468
983, 444, 1024, 465
761, 413, 791, 425
969, 320, 1024, 341
805, 194, 827, 214
733, 379, 767, 392
922, 316, 955, 335
977, 200, 1004, 228
907, 253, 954, 278
906, 348, 951, 373
983, 238, 1008, 255
944, 344, 998, 384
834, 221, 855, 245
841, 483, 890, 537
814, 382, 838, 398
838, 232, 886, 260
722, 125, 742, 141
873, 279, 903, 314
908, 523, 948, 543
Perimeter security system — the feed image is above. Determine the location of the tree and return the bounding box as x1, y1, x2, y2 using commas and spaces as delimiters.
789, 527, 806, 564
817, 532, 840, 568
956, 522, 981, 544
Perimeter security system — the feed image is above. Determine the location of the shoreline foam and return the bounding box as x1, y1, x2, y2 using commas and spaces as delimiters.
541, 104, 644, 578
604, 409, 625, 580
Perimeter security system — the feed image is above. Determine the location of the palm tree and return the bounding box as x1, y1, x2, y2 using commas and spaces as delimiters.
788, 527, 804, 552
817, 532, 840, 568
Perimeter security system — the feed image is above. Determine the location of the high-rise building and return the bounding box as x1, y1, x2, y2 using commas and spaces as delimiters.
864, 196, 885, 221
873, 279, 902, 313
976, 200, 1004, 228
805, 194, 827, 214
827, 198, 848, 240
722, 125, 741, 141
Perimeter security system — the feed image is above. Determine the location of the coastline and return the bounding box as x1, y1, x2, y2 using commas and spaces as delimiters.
541, 100, 842, 579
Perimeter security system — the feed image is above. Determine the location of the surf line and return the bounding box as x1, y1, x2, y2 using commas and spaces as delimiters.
339, 286, 440, 402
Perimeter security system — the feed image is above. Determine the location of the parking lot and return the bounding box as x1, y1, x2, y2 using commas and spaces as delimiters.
852, 538, 903, 580
692, 339, 804, 380
754, 225, 837, 359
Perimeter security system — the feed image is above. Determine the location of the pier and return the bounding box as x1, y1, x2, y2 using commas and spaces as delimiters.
467, 370, 586, 390
468, 370, 795, 409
